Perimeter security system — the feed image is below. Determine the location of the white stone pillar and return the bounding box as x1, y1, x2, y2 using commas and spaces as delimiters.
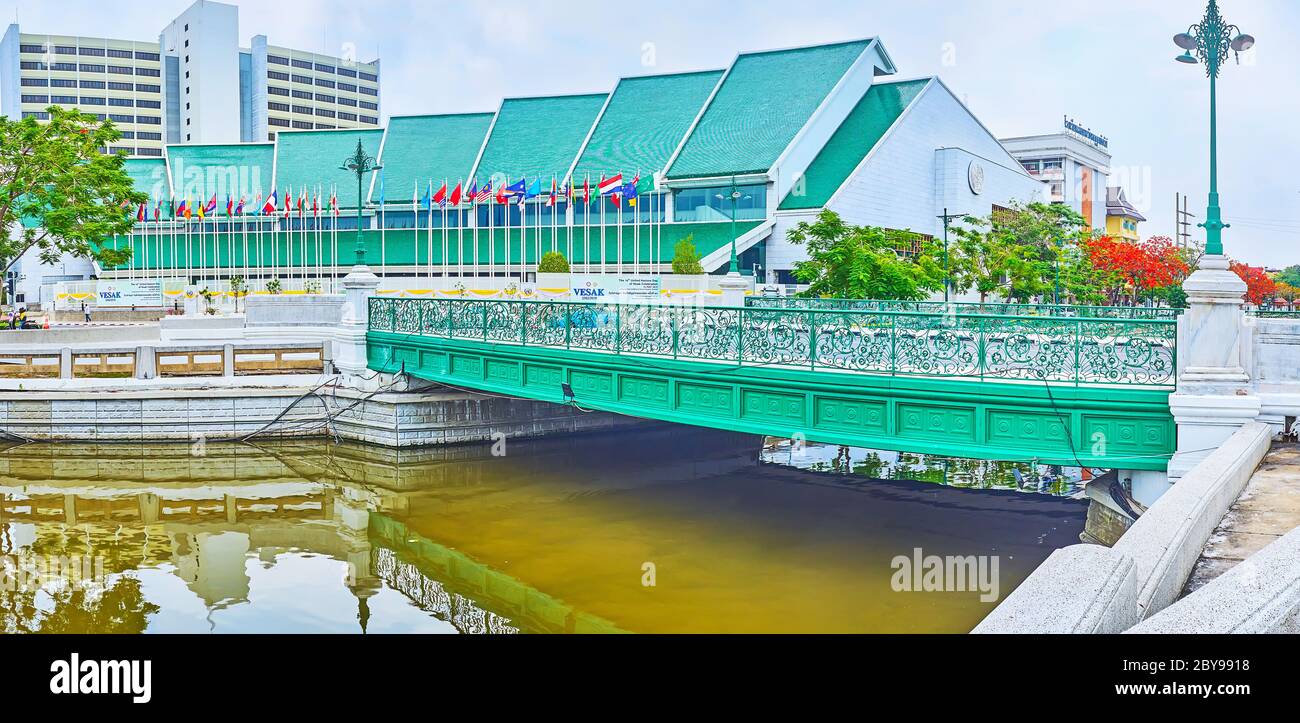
334, 265, 381, 389
1167, 256, 1260, 480
718, 272, 748, 308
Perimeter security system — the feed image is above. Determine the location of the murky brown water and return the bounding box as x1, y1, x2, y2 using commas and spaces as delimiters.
0, 427, 1085, 633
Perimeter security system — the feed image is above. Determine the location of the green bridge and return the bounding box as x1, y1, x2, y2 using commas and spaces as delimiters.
367, 298, 1176, 471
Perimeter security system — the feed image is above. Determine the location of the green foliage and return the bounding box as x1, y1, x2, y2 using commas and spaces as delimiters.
671, 236, 704, 275
948, 201, 1091, 303
266, 278, 283, 295
1275, 264, 1300, 288
788, 210, 943, 300
538, 250, 570, 273
0, 106, 145, 278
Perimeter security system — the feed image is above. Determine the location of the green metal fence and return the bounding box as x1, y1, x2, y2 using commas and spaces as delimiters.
1248, 309, 1300, 318
371, 297, 1176, 387
744, 296, 1183, 320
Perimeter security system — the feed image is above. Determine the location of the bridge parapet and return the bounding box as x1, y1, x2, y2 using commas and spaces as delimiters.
370, 297, 1176, 388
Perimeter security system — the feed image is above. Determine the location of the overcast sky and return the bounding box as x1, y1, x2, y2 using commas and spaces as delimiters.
4, 0, 1297, 267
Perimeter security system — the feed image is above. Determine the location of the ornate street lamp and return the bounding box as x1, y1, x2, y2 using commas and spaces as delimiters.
339, 139, 382, 266
1173, 0, 1254, 258
715, 176, 749, 274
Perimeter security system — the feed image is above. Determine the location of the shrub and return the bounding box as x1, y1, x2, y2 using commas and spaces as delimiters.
671, 236, 704, 275
538, 251, 570, 273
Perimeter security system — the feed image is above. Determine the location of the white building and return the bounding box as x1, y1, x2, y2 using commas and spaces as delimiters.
1000, 118, 1111, 231
0, 0, 380, 154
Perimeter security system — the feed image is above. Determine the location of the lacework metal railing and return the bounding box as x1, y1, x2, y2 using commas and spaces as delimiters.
745, 296, 1183, 320
370, 297, 1177, 387
1248, 309, 1300, 318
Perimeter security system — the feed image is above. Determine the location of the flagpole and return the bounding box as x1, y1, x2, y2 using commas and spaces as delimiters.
379, 180, 386, 288
457, 180, 464, 280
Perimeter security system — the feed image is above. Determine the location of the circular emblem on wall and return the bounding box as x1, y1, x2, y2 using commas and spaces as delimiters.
967, 161, 985, 195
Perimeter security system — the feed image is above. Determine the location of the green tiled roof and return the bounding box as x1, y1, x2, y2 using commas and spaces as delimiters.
473, 94, 607, 184
571, 70, 723, 182
167, 143, 274, 205
275, 128, 384, 208
667, 39, 872, 180
780, 78, 929, 210
122, 158, 170, 201
374, 113, 495, 206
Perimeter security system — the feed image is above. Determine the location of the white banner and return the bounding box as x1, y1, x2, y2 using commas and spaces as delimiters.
96, 280, 163, 308
570, 275, 662, 301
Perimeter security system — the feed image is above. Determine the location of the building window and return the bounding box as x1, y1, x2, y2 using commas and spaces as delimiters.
107, 49, 132, 59
137, 83, 160, 93
19, 44, 47, 53
338, 111, 356, 121
292, 120, 312, 129
79, 47, 106, 56
138, 131, 161, 140
119, 131, 135, 139
268, 101, 289, 112
21, 111, 50, 120
137, 100, 160, 109
292, 89, 312, 100
315, 108, 335, 118
268, 70, 290, 81
291, 74, 312, 85
337, 67, 356, 78
338, 97, 356, 107
54, 45, 77, 55
359, 115, 378, 124
267, 54, 289, 65
359, 86, 378, 96
672, 183, 767, 222
108, 113, 134, 123
79, 64, 106, 73
315, 78, 335, 88
359, 72, 378, 82
136, 147, 163, 157
360, 101, 377, 110
109, 65, 134, 74
108, 81, 134, 91
20, 78, 48, 87
267, 85, 289, 96
314, 63, 335, 73
81, 96, 106, 105
52, 62, 79, 71
315, 93, 336, 103
135, 51, 160, 61
137, 116, 160, 125
269, 117, 289, 127
20, 95, 50, 104
135, 67, 160, 77
337, 82, 356, 92
292, 59, 313, 70
49, 95, 77, 104
292, 105, 311, 115
74, 79, 100, 88
109, 97, 134, 107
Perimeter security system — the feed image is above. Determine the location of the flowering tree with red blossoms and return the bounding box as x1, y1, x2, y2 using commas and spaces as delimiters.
1081, 235, 1189, 305
1229, 261, 1278, 306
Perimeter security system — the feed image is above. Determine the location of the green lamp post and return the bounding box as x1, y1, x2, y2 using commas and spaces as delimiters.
716, 176, 748, 274
1174, 0, 1254, 258
339, 139, 382, 266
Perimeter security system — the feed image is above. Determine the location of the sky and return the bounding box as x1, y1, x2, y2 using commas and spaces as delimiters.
3, 0, 1297, 267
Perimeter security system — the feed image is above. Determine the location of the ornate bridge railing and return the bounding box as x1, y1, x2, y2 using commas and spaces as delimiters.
370, 297, 1176, 387
745, 296, 1183, 320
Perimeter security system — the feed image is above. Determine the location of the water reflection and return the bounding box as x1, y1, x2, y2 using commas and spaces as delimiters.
0, 428, 1086, 633
762, 439, 1093, 497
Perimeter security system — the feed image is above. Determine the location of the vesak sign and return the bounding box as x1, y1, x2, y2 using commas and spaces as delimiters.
570, 275, 662, 301
96, 280, 163, 307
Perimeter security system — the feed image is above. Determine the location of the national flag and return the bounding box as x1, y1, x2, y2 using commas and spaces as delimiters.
378, 170, 385, 206
449, 182, 462, 207
261, 190, 277, 215
312, 194, 319, 216
153, 200, 162, 221
433, 182, 448, 208
475, 181, 492, 203
236, 197, 246, 215
583, 177, 591, 204
421, 181, 432, 212
297, 190, 305, 217
502, 178, 526, 196
546, 178, 557, 207
136, 203, 146, 222
204, 194, 218, 214
331, 190, 338, 216
495, 185, 507, 205
283, 188, 292, 217
177, 198, 190, 218
524, 178, 541, 199
466, 180, 478, 204
597, 173, 623, 195
197, 200, 205, 220
225, 196, 234, 217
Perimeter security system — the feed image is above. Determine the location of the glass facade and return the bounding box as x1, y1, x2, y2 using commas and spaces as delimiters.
673, 183, 766, 222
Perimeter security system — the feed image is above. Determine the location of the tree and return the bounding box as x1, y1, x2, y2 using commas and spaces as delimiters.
537, 250, 570, 273
1230, 261, 1277, 306
1275, 264, 1300, 289
788, 209, 943, 300
1275, 281, 1300, 310
947, 214, 1051, 303
0, 106, 143, 301
671, 236, 704, 275
1081, 235, 1188, 305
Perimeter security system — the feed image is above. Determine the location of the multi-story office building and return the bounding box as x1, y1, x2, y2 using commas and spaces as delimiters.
1000, 118, 1111, 230
0, 0, 380, 154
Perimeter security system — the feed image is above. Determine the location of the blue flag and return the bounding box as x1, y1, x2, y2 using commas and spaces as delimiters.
525, 178, 541, 199
502, 178, 526, 196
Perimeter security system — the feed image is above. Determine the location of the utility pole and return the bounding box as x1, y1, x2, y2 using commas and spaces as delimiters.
1175, 192, 1197, 248
936, 208, 965, 302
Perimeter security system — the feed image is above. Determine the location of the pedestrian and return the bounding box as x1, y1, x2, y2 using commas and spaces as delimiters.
82, 301, 91, 323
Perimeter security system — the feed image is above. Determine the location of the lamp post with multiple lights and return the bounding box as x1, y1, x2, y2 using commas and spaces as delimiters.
340, 140, 382, 267
716, 176, 749, 275
1173, 0, 1254, 259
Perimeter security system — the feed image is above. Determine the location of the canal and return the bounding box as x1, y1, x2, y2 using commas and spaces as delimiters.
0, 426, 1086, 633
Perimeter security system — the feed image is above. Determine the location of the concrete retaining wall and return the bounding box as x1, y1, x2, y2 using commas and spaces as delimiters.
974, 422, 1273, 633
1128, 527, 1300, 633
0, 384, 640, 446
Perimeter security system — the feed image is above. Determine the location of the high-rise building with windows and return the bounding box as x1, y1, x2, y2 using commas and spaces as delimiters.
0, 0, 380, 156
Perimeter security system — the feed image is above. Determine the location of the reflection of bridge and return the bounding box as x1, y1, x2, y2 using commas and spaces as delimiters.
368, 298, 1176, 471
